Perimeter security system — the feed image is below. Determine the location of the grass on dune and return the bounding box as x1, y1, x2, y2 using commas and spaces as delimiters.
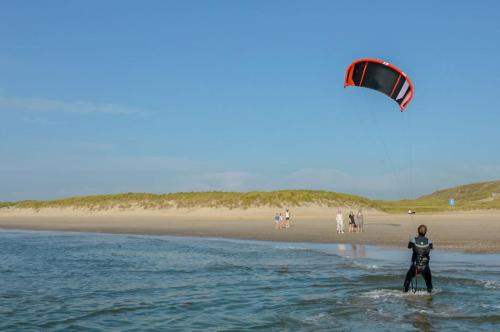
0, 202, 14, 209
376, 199, 500, 213
2, 181, 500, 213
5, 190, 377, 211
420, 181, 500, 202
377, 180, 500, 213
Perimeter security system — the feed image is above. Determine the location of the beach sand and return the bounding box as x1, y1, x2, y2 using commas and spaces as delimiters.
1, 206, 499, 252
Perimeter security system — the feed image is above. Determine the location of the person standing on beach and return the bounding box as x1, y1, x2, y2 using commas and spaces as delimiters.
403, 225, 433, 293
336, 210, 344, 234
274, 213, 280, 230
356, 209, 364, 232
285, 209, 291, 228
279, 213, 284, 229
348, 210, 356, 232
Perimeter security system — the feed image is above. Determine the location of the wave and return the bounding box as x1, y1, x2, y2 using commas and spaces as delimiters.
348, 260, 380, 270
357, 274, 400, 283
360, 289, 405, 300
272, 245, 344, 259
432, 276, 500, 290
360, 288, 442, 300
477, 279, 500, 289
36, 302, 154, 329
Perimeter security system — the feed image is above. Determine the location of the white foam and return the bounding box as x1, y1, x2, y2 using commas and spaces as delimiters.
352, 261, 379, 270
408, 290, 433, 296
361, 288, 439, 300
361, 289, 404, 300
410, 308, 453, 318
480, 280, 500, 289
303, 312, 328, 323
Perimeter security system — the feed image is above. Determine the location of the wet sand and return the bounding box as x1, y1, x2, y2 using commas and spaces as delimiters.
0, 208, 499, 252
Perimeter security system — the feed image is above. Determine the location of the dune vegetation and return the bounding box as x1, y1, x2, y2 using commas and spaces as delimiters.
1, 181, 499, 213
377, 180, 500, 213
0, 191, 376, 211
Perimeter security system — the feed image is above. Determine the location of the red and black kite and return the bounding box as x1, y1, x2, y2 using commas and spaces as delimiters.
344, 59, 414, 111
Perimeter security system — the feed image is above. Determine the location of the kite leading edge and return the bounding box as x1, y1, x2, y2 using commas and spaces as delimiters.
344, 58, 414, 111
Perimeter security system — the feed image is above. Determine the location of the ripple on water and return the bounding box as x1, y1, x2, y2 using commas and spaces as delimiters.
0, 230, 499, 331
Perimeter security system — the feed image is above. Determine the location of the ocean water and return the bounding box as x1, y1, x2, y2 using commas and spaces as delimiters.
1, 230, 499, 331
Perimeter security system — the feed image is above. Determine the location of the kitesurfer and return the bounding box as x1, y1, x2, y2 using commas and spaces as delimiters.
403, 224, 433, 293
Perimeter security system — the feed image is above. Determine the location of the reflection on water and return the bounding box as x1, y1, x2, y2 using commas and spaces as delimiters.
0, 230, 499, 331
410, 312, 432, 332
336, 243, 367, 259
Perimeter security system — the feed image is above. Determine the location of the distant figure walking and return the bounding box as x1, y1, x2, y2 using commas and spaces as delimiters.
336, 210, 345, 234
348, 210, 356, 232
279, 213, 284, 229
274, 213, 280, 230
285, 209, 291, 228
356, 209, 364, 232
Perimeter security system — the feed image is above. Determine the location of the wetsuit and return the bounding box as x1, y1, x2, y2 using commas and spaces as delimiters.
403, 235, 433, 293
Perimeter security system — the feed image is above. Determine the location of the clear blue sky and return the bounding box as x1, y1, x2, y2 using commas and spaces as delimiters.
1, 1, 499, 201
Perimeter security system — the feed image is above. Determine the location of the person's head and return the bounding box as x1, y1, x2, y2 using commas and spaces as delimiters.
417, 224, 427, 236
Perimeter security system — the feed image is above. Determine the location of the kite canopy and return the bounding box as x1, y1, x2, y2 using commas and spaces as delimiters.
344, 59, 414, 111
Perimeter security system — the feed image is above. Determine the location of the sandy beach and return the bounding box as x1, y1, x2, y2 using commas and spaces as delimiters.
1, 206, 499, 252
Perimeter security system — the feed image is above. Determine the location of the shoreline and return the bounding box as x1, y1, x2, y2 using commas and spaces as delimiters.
1, 207, 500, 253
1, 227, 499, 255
2, 227, 499, 256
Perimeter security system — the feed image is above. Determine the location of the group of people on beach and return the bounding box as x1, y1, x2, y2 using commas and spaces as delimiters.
336, 209, 364, 234
272, 208, 364, 233
273, 209, 291, 230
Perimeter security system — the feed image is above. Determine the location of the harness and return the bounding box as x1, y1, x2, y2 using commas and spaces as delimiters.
411, 261, 424, 293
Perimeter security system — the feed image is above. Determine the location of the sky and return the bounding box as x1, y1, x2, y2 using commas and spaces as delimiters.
1, 0, 500, 201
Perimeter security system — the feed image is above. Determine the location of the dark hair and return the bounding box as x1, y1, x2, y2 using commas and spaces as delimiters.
418, 224, 427, 236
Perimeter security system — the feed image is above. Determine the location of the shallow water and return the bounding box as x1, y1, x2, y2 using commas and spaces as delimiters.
1, 230, 499, 331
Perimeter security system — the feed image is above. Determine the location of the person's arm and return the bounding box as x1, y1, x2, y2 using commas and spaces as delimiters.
429, 240, 433, 250
408, 237, 415, 249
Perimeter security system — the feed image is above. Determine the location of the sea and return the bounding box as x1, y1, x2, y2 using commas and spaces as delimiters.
1, 230, 499, 331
